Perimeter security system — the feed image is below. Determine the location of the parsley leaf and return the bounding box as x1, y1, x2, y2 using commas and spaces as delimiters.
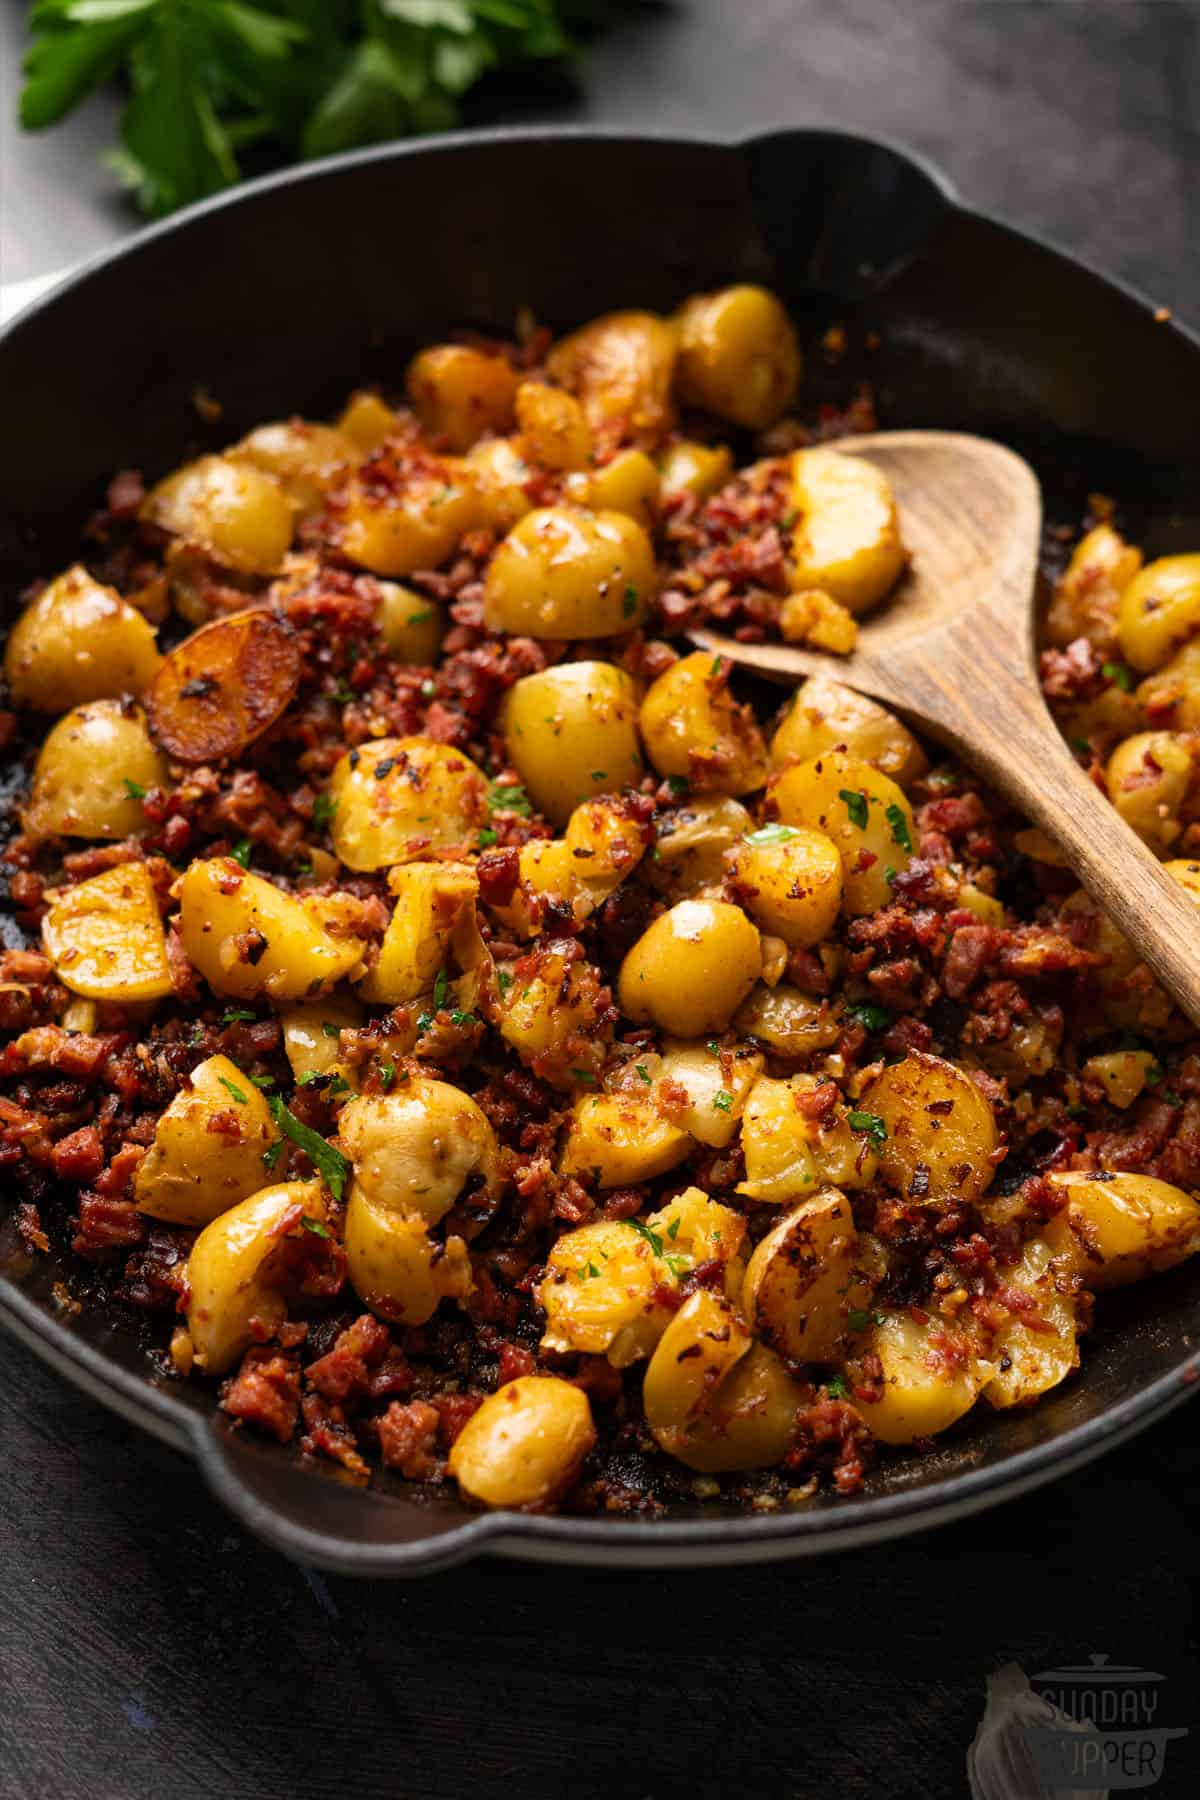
745, 823, 800, 847
267, 1095, 350, 1202
845, 1001, 891, 1033
622, 583, 638, 618
432, 966, 448, 1010
221, 1008, 257, 1025
634, 1064, 652, 1084
839, 788, 869, 829
230, 838, 252, 868
301, 1215, 331, 1239
22, 0, 594, 219
885, 803, 912, 853
847, 1109, 887, 1146
312, 791, 337, 832
123, 776, 147, 800
217, 1074, 248, 1104
712, 1090, 734, 1112
626, 1218, 664, 1258
1102, 660, 1135, 692
477, 827, 498, 848
487, 779, 532, 818
826, 1374, 849, 1400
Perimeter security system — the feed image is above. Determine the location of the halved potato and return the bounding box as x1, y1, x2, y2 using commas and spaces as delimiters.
146, 609, 300, 763
42, 862, 172, 1002
134, 1054, 280, 1227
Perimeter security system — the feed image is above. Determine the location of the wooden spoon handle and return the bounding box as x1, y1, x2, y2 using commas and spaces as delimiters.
908, 632, 1200, 1028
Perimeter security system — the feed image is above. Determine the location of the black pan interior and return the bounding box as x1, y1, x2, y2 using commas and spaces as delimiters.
3, 128, 1200, 1562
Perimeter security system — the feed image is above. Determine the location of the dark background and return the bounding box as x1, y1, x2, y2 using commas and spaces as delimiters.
2, 3, 1200, 1796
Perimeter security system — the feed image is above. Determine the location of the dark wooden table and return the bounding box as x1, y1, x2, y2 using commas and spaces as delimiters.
4, 4, 1200, 1795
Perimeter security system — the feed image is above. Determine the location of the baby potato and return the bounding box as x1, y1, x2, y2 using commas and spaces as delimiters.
1117, 554, 1200, 672
185, 1180, 326, 1373
141, 454, 294, 575
742, 1188, 866, 1363
734, 983, 841, 1058
339, 1080, 500, 1228
618, 899, 762, 1037
482, 506, 656, 639
566, 448, 661, 530
407, 344, 519, 451
146, 608, 301, 764
448, 1377, 595, 1509
6, 566, 162, 713
653, 1039, 764, 1148
650, 795, 753, 901
648, 1186, 747, 1277
724, 823, 843, 946
1081, 1049, 1159, 1109
545, 309, 678, 444
133, 1054, 280, 1227
852, 1312, 987, 1444
769, 750, 914, 915
515, 380, 593, 471
1165, 858, 1200, 905
788, 447, 906, 614
328, 736, 488, 870
339, 465, 483, 577
463, 436, 535, 531
358, 863, 481, 1006
539, 1217, 679, 1364
639, 651, 769, 796
770, 673, 927, 787
42, 861, 172, 1002
375, 582, 443, 664
344, 1190, 472, 1326
738, 1073, 877, 1204
22, 701, 168, 840
281, 994, 363, 1088
858, 1051, 999, 1206
1059, 887, 1169, 1033
674, 284, 802, 429
643, 1290, 802, 1473
983, 1234, 1080, 1409
495, 943, 613, 1089
1105, 730, 1193, 852
559, 1092, 690, 1189
178, 858, 370, 1001
1047, 1170, 1200, 1288
501, 661, 642, 827
658, 440, 733, 503
233, 420, 360, 515
1136, 637, 1200, 732
337, 390, 399, 454
1044, 523, 1142, 650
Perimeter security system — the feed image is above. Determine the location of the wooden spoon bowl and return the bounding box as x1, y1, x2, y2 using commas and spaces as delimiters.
690, 430, 1200, 1027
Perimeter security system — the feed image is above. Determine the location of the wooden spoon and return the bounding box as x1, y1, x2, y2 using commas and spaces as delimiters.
689, 429, 1200, 1028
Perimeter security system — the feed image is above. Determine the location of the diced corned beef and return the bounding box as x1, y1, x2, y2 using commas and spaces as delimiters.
377, 1400, 441, 1478
222, 1348, 301, 1443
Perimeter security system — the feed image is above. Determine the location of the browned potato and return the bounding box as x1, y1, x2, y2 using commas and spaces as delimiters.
134, 1054, 280, 1227
42, 862, 173, 1002
545, 310, 678, 444
741, 1188, 866, 1362
1047, 1170, 1200, 1288
642, 1290, 802, 1472
515, 381, 593, 471
6, 566, 162, 713
146, 609, 300, 763
983, 1233, 1080, 1409
328, 736, 489, 870
858, 1051, 999, 1205
769, 750, 914, 915
639, 651, 769, 796
141, 454, 295, 575
407, 345, 520, 451
674, 285, 802, 428
1044, 523, 1142, 650
852, 1312, 987, 1444
339, 464, 484, 577
482, 506, 656, 638
770, 674, 927, 787
1105, 730, 1193, 852
724, 823, 843, 945
233, 421, 360, 515
22, 701, 168, 840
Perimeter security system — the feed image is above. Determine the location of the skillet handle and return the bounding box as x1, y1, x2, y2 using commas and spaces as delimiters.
743, 128, 958, 300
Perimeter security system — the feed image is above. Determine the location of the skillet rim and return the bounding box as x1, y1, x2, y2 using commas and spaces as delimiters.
3, 121, 1199, 1573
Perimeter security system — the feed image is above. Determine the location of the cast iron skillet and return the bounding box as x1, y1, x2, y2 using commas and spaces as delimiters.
3, 126, 1200, 1575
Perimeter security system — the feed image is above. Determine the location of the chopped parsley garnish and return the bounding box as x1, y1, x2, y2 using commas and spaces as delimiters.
847, 1308, 871, 1332
635, 1064, 652, 1084
712, 1090, 734, 1112
420, 678, 436, 699
331, 678, 355, 705
575, 1260, 602, 1282
249, 1074, 275, 1090
590, 770, 607, 781
746, 823, 800, 847
230, 839, 252, 868
571, 1068, 597, 1085
312, 792, 336, 832
626, 1219, 665, 1257
262, 1140, 285, 1172
706, 1040, 721, 1057
1102, 661, 1135, 692
846, 1001, 891, 1033
884, 865, 898, 885
663, 1254, 689, 1277
123, 777, 147, 800
1144, 1063, 1164, 1087
496, 970, 513, 997
839, 788, 869, 829
297, 1071, 351, 1097
221, 1008, 257, 1025
885, 804, 913, 852
449, 1010, 476, 1028
710, 655, 724, 677
321, 1022, 342, 1040
267, 1096, 350, 1202
416, 1012, 434, 1034
623, 584, 638, 618
407, 608, 434, 624
478, 828, 498, 849
847, 1109, 887, 1146
826, 1374, 849, 1400
487, 780, 532, 818
378, 1060, 396, 1090
217, 1075, 248, 1104
301, 1216, 331, 1239
667, 1217, 680, 1240
666, 773, 689, 799
432, 967, 448, 1010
